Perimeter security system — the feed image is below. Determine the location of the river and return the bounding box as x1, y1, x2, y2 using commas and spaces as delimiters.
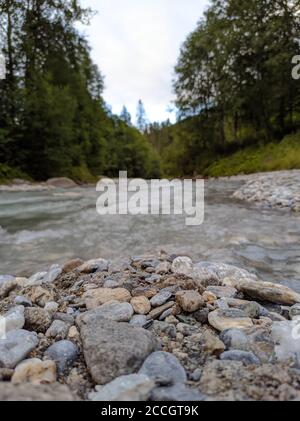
0, 178, 299, 291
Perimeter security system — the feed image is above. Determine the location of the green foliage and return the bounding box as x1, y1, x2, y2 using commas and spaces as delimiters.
148, 0, 300, 177
205, 131, 300, 177
0, 0, 160, 183
0, 163, 29, 184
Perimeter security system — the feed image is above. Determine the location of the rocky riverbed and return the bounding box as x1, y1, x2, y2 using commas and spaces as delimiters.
1, 253, 300, 401
232, 170, 300, 212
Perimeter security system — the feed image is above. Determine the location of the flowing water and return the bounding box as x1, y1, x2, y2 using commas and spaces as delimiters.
0, 178, 300, 291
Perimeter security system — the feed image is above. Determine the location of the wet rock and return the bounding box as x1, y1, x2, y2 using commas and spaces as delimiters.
220, 329, 250, 351
83, 287, 131, 310
89, 374, 155, 402
0, 330, 38, 368
206, 286, 237, 299
131, 296, 151, 315
151, 384, 205, 402
220, 350, 261, 365
3, 306, 25, 333
62, 258, 84, 273
24, 307, 52, 333
12, 358, 57, 385
46, 320, 69, 340
44, 340, 78, 375
208, 309, 253, 332
176, 290, 204, 313
0, 382, 78, 401
78, 258, 109, 274
150, 291, 173, 308
139, 351, 187, 386
226, 278, 300, 306
78, 319, 157, 385
171, 257, 193, 276
147, 302, 175, 320
14, 296, 32, 307
79, 301, 134, 323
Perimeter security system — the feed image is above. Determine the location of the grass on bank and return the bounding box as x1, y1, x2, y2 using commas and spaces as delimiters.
205, 131, 300, 177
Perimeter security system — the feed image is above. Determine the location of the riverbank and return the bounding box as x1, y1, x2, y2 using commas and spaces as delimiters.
0, 253, 300, 401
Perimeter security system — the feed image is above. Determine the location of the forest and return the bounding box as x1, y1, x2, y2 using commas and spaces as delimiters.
1, 0, 300, 182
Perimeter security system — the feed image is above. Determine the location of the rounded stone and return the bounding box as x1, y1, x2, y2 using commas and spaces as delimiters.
208, 309, 253, 332
139, 351, 187, 386
220, 350, 261, 365
176, 290, 204, 313
131, 296, 151, 315
83, 288, 131, 310
44, 340, 78, 375
12, 358, 57, 385
171, 256, 193, 276
220, 328, 250, 351
24, 307, 52, 333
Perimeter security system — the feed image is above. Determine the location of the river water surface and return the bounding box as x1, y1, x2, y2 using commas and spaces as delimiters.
0, 178, 299, 291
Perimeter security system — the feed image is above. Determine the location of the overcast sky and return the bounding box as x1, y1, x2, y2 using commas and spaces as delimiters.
80, 0, 208, 123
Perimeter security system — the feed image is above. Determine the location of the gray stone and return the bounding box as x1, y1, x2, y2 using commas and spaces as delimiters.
89, 374, 155, 402
53, 313, 74, 325
207, 286, 237, 299
80, 301, 134, 323
3, 306, 25, 333
150, 291, 173, 308
193, 308, 209, 324
44, 340, 78, 375
171, 256, 193, 276
77, 318, 157, 385
0, 382, 78, 401
220, 350, 260, 365
0, 330, 38, 368
46, 320, 69, 340
43, 265, 62, 284
129, 315, 150, 328
78, 258, 109, 274
139, 351, 187, 386
14, 296, 32, 308
242, 302, 268, 319
151, 384, 205, 401
27, 272, 47, 286
0, 275, 15, 286
220, 329, 250, 351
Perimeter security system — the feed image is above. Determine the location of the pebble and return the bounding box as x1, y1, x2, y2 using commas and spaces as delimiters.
150, 291, 173, 308
130, 296, 151, 315
208, 309, 254, 332
139, 351, 187, 386
194, 308, 209, 324
24, 307, 52, 333
129, 315, 150, 328
78, 258, 109, 274
62, 258, 84, 273
171, 256, 193, 276
79, 301, 134, 323
0, 330, 39, 368
46, 320, 69, 340
14, 296, 32, 307
220, 329, 250, 351
29, 287, 55, 307
12, 358, 57, 385
89, 374, 155, 402
44, 340, 78, 375
3, 306, 25, 333
176, 290, 204, 313
53, 313, 74, 325
83, 287, 131, 310
147, 302, 175, 320
151, 383, 205, 401
201, 330, 226, 356
202, 291, 217, 303
206, 286, 237, 299
220, 350, 261, 365
43, 265, 62, 284
156, 261, 171, 275
44, 301, 59, 314
290, 304, 300, 320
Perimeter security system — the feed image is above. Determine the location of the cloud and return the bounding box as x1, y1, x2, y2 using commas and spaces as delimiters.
80, 0, 208, 122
